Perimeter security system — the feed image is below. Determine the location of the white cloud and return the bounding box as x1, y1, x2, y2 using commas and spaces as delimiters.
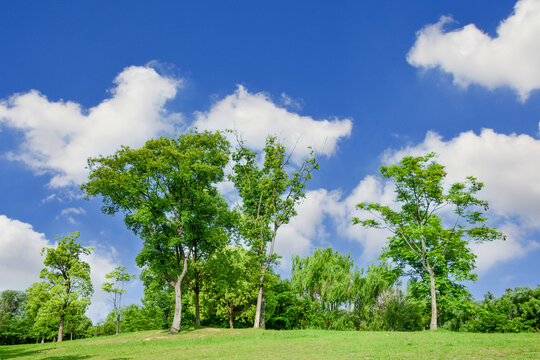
0, 215, 49, 290
280, 129, 540, 272
194, 85, 353, 164
275, 189, 339, 269
471, 222, 539, 272
0, 65, 181, 188
382, 129, 540, 271
41, 193, 62, 204
280, 92, 302, 110
407, 0, 540, 101
334, 176, 395, 260
0, 214, 119, 322
275, 181, 395, 270
60, 207, 86, 216
82, 245, 118, 322
383, 129, 540, 229
57, 207, 87, 225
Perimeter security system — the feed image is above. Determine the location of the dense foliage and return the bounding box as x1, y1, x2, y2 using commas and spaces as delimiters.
230, 136, 319, 328
82, 131, 232, 333
1, 135, 535, 345
353, 153, 502, 329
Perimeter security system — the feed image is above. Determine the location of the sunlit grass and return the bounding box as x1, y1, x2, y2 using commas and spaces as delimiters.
1, 328, 538, 359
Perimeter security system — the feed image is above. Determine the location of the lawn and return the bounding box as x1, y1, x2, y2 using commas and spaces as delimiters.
0, 328, 538, 359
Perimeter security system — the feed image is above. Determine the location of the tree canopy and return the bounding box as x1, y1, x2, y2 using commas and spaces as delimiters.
82, 130, 231, 333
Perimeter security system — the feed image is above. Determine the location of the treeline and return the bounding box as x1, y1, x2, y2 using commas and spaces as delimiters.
1, 131, 537, 345
1, 247, 539, 345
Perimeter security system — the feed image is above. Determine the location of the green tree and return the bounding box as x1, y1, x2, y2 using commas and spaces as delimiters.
184, 197, 235, 326
102, 266, 135, 334
0, 290, 30, 345
82, 131, 230, 333
371, 287, 425, 331
291, 248, 355, 329
38, 232, 93, 341
25, 281, 55, 342
466, 286, 540, 333
140, 268, 175, 330
351, 262, 399, 329
231, 136, 318, 329
353, 153, 502, 330
202, 246, 258, 328
264, 279, 309, 330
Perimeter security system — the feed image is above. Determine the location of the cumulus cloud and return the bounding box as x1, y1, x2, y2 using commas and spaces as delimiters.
274, 189, 339, 269
407, 0, 540, 101
470, 222, 539, 272
0, 65, 181, 187
333, 176, 395, 260
0, 214, 119, 322
383, 129, 540, 229
194, 85, 353, 164
382, 129, 540, 270
0, 215, 49, 290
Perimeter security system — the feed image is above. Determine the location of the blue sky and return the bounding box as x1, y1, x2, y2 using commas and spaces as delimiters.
1, 0, 539, 322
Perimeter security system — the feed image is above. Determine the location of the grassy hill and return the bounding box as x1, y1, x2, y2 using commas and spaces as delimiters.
1, 328, 538, 359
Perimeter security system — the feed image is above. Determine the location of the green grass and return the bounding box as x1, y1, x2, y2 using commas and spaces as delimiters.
1, 328, 538, 359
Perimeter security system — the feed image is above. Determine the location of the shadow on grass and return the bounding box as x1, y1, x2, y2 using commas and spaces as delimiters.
41, 357, 91, 360
0, 347, 93, 360
0, 347, 52, 359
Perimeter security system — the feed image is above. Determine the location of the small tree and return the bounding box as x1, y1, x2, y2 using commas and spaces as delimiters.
102, 266, 135, 334
353, 153, 502, 330
231, 136, 319, 329
39, 232, 93, 341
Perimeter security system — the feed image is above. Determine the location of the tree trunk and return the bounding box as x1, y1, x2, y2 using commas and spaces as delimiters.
254, 279, 265, 329
116, 314, 120, 335
194, 268, 201, 326
229, 304, 234, 329
170, 252, 190, 334
260, 286, 266, 329
58, 313, 64, 342
170, 280, 183, 333
41, 337, 44, 344
254, 281, 263, 328
70, 332, 73, 341
428, 267, 437, 330
195, 289, 201, 326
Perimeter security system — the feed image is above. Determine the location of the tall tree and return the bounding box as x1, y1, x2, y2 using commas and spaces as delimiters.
231, 136, 318, 329
82, 131, 230, 333
353, 153, 502, 330
39, 232, 93, 341
102, 266, 135, 335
